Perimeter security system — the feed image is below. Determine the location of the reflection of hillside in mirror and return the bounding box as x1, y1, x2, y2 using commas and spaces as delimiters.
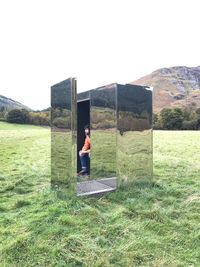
117, 84, 153, 186
90, 85, 117, 180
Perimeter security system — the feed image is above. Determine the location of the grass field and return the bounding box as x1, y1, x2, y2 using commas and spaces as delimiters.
0, 121, 200, 266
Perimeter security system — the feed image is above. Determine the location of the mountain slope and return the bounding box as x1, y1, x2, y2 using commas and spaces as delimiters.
0, 95, 31, 111
131, 66, 200, 113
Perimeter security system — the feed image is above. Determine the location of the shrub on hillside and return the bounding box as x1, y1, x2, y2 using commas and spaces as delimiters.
29, 111, 50, 126
182, 120, 196, 130
7, 109, 30, 124
154, 107, 200, 130
159, 108, 184, 130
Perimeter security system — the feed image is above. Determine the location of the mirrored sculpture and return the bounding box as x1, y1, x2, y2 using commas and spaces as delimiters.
51, 78, 152, 196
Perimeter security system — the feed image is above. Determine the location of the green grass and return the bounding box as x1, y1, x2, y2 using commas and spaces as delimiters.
0, 122, 200, 266
0, 122, 44, 130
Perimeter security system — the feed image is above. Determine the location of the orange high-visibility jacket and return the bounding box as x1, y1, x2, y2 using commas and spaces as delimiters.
82, 135, 90, 151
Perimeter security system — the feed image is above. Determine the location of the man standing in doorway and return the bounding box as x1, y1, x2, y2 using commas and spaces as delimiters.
77, 124, 90, 176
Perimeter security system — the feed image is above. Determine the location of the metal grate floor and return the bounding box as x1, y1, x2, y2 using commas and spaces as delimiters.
77, 177, 117, 196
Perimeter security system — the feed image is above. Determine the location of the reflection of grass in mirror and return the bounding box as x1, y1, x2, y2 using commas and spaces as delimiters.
90, 129, 116, 179
117, 130, 152, 185
51, 131, 73, 187
88, 129, 152, 181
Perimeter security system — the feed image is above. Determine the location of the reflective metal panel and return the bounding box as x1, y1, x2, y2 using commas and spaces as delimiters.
90, 84, 117, 179
117, 84, 153, 186
51, 78, 76, 194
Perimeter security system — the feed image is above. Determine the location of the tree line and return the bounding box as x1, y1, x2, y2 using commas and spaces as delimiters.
0, 108, 50, 126
1, 106, 200, 130
154, 107, 200, 130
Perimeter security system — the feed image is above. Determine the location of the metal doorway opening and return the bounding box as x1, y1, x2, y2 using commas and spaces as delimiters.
77, 99, 90, 174
76, 98, 117, 196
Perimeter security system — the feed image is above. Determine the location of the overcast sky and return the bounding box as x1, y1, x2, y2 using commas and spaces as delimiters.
0, 0, 199, 110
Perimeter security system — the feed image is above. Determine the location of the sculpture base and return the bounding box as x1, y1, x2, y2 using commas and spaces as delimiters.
77, 177, 117, 196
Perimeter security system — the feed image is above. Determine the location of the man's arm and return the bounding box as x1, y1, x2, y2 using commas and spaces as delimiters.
80, 149, 90, 154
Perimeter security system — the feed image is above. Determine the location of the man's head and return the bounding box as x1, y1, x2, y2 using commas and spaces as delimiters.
84, 124, 90, 135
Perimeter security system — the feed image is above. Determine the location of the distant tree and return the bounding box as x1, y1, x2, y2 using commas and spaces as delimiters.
182, 108, 191, 121
155, 107, 200, 130
160, 108, 183, 130
0, 106, 7, 121
0, 106, 6, 112
195, 108, 200, 129
172, 108, 184, 129
153, 113, 162, 129
196, 108, 200, 115
182, 120, 196, 130
7, 109, 30, 124
159, 108, 173, 129
29, 111, 50, 126
153, 113, 158, 124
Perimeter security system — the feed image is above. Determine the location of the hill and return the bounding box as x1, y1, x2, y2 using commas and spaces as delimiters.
0, 95, 32, 111
131, 66, 200, 113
